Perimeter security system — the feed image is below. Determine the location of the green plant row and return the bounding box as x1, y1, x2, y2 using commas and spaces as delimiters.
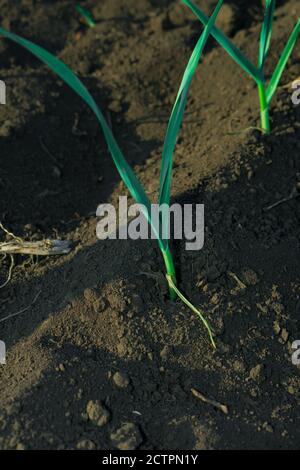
183, 0, 300, 134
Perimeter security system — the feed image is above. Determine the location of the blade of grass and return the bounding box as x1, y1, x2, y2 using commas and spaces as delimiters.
258, 0, 276, 69
159, 0, 224, 209
266, 18, 300, 104
182, 0, 263, 83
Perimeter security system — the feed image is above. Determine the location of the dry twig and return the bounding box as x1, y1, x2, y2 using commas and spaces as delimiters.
0, 239, 72, 256
0, 223, 72, 288
191, 388, 229, 415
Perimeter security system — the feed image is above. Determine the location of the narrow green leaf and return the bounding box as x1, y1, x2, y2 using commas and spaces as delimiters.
182, 0, 263, 83
258, 0, 276, 69
159, 0, 224, 208
76, 4, 96, 28
266, 19, 300, 104
0, 27, 167, 251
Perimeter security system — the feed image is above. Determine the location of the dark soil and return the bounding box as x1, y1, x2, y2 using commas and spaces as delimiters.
0, 0, 300, 450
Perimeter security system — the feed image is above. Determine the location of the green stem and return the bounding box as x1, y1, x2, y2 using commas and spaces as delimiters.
163, 249, 216, 348
162, 248, 177, 300
166, 274, 216, 349
258, 80, 271, 134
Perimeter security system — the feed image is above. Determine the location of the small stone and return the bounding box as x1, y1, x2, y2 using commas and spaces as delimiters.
109, 99, 122, 113
160, 345, 172, 359
58, 363, 65, 372
262, 422, 274, 433
113, 371, 130, 389
233, 360, 246, 373
76, 439, 96, 450
249, 364, 265, 382
247, 169, 254, 180
273, 321, 281, 335
116, 338, 132, 357
110, 423, 143, 450
210, 293, 220, 305
16, 443, 26, 450
86, 400, 110, 427
281, 328, 289, 343
147, 352, 153, 361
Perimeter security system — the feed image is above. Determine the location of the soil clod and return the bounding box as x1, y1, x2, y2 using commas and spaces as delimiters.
86, 400, 110, 427
110, 423, 143, 450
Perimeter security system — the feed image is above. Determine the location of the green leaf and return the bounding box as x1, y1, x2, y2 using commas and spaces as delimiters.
258, 0, 276, 69
0, 27, 167, 251
266, 19, 300, 104
159, 0, 224, 208
182, 0, 263, 83
76, 4, 96, 28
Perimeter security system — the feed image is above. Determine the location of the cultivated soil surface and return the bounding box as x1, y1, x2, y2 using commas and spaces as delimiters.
0, 0, 300, 450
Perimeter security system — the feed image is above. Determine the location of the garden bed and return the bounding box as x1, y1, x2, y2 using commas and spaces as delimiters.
0, 0, 299, 450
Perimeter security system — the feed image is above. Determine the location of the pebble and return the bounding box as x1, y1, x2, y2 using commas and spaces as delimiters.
210, 293, 220, 305
110, 423, 143, 450
160, 345, 172, 359
76, 439, 96, 450
262, 422, 274, 433
16, 443, 26, 450
233, 360, 246, 373
113, 371, 130, 389
281, 328, 289, 343
273, 321, 281, 335
86, 400, 110, 427
249, 364, 265, 382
